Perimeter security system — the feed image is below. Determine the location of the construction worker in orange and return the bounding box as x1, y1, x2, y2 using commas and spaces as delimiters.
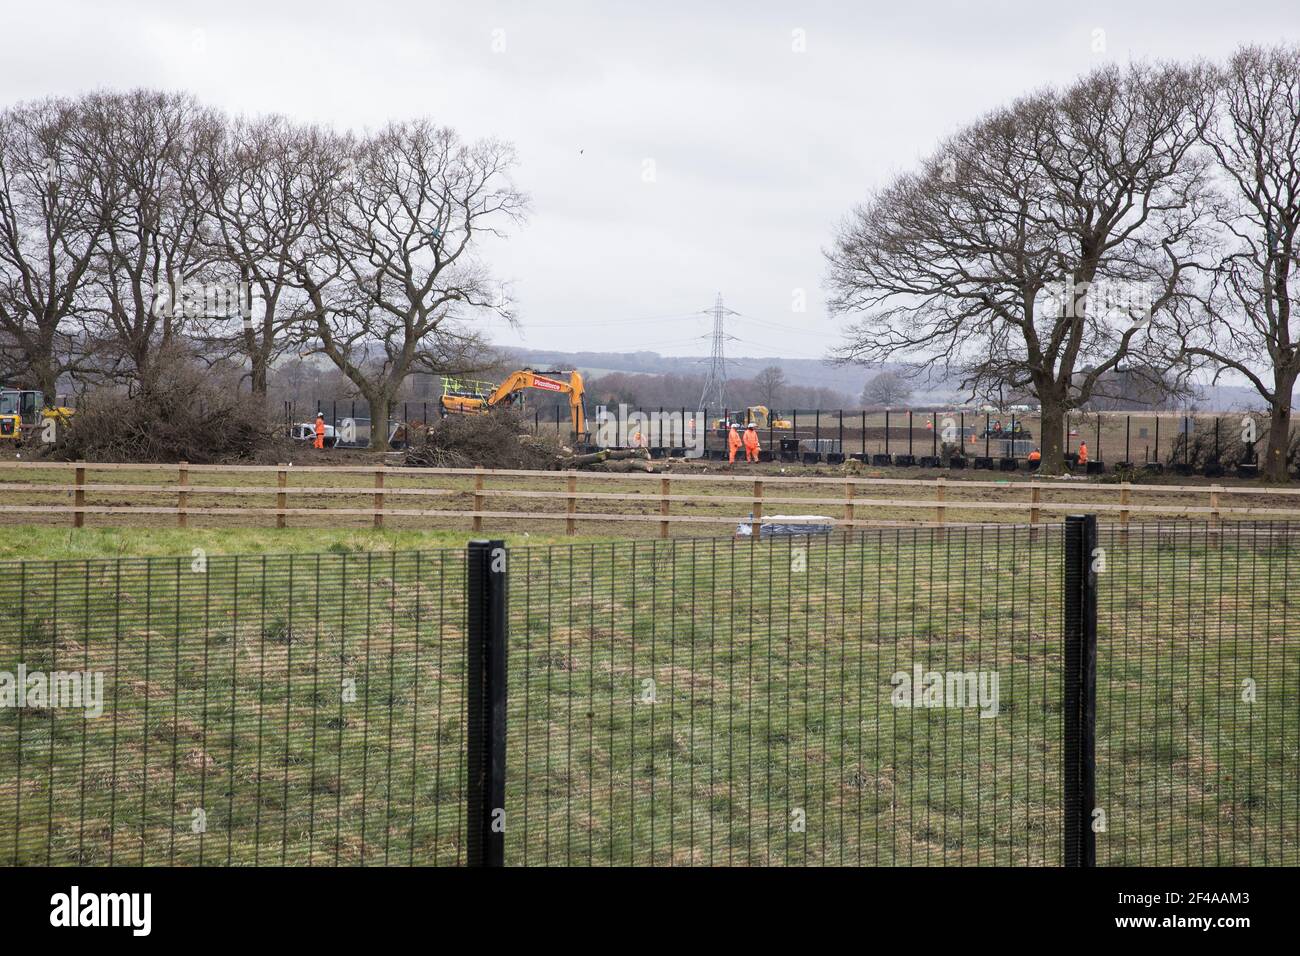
1028, 448, 1041, 463
727, 423, 742, 464
313, 413, 326, 450
743, 422, 760, 462
1078, 441, 1089, 466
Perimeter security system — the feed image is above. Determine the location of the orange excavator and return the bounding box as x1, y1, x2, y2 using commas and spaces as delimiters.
440, 369, 589, 444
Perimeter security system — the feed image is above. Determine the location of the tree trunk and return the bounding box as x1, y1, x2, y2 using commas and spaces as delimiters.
250, 354, 268, 396
33, 358, 59, 410
1264, 371, 1295, 482
1038, 399, 1066, 476
367, 389, 395, 451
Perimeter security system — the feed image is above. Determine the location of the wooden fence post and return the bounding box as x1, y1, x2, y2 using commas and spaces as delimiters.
935, 476, 946, 531
751, 480, 764, 540
177, 460, 189, 528
659, 476, 671, 539
565, 471, 577, 536
1119, 482, 1131, 539
374, 466, 385, 528
1030, 485, 1041, 533
277, 465, 287, 529
73, 462, 85, 528
844, 479, 856, 530
473, 467, 485, 533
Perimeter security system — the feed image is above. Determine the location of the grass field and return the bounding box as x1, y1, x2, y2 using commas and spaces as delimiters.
0, 525, 566, 562
1, 523, 1295, 866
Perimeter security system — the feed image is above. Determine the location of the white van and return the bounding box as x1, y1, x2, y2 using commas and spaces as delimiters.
290, 421, 337, 447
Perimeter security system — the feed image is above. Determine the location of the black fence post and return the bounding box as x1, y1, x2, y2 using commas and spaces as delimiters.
1063, 514, 1098, 867
466, 539, 508, 867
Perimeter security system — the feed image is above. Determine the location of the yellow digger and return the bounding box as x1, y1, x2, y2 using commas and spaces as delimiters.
0, 388, 74, 441
440, 369, 589, 444
712, 405, 793, 434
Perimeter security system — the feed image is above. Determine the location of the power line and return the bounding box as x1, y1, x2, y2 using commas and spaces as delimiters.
726, 333, 832, 361
510, 310, 703, 329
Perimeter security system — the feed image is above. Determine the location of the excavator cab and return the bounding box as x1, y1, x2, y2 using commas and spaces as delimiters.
439, 378, 498, 416
0, 388, 70, 440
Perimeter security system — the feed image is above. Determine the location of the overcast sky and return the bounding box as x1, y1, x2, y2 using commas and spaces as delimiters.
5, 1, 1297, 364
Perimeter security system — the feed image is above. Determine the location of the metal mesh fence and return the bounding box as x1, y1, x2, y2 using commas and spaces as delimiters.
505, 528, 1067, 865
0, 551, 467, 866
1096, 522, 1300, 865
3, 520, 1294, 867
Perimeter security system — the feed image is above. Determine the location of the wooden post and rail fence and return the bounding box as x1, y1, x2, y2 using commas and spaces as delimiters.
0, 461, 1290, 537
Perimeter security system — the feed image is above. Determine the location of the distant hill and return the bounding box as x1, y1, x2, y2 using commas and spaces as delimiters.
500, 348, 1280, 412
501, 348, 960, 403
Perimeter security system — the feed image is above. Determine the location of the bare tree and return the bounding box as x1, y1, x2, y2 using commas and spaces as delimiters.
0, 97, 104, 403
78, 90, 220, 385
1169, 45, 1300, 481
860, 369, 912, 407
828, 63, 1214, 473
296, 121, 527, 448
752, 364, 786, 407
197, 116, 334, 395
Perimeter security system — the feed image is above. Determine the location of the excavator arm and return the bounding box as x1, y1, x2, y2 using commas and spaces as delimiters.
485, 369, 587, 442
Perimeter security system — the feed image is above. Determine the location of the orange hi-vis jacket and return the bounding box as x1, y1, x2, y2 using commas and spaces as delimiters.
1078, 442, 1089, 464
743, 429, 759, 452
727, 427, 741, 451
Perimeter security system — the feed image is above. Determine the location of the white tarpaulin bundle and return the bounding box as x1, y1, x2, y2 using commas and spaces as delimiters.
735, 514, 835, 537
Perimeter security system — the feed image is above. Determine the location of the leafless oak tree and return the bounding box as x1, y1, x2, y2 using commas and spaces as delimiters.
297, 121, 528, 448
78, 90, 220, 385
0, 97, 104, 403
860, 369, 913, 408
1168, 45, 1300, 481
197, 116, 335, 395
828, 63, 1215, 473
752, 364, 786, 408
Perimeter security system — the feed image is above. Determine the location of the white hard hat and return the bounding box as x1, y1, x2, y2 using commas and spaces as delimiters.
746, 423, 755, 428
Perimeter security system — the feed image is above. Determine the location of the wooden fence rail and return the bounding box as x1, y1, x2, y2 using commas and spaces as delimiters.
0, 460, 1296, 536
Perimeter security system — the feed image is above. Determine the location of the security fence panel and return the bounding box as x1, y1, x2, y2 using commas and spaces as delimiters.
1095, 523, 1300, 865
5, 519, 1293, 868
504, 528, 1066, 866
0, 551, 467, 866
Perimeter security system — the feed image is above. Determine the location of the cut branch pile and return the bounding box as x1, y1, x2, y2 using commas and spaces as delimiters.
402, 408, 662, 471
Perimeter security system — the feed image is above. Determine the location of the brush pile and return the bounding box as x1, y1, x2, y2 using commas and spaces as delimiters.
45, 353, 277, 463
402, 408, 563, 469
402, 407, 661, 471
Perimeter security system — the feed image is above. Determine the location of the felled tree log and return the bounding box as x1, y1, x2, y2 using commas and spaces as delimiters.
592, 458, 658, 473
564, 450, 609, 466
